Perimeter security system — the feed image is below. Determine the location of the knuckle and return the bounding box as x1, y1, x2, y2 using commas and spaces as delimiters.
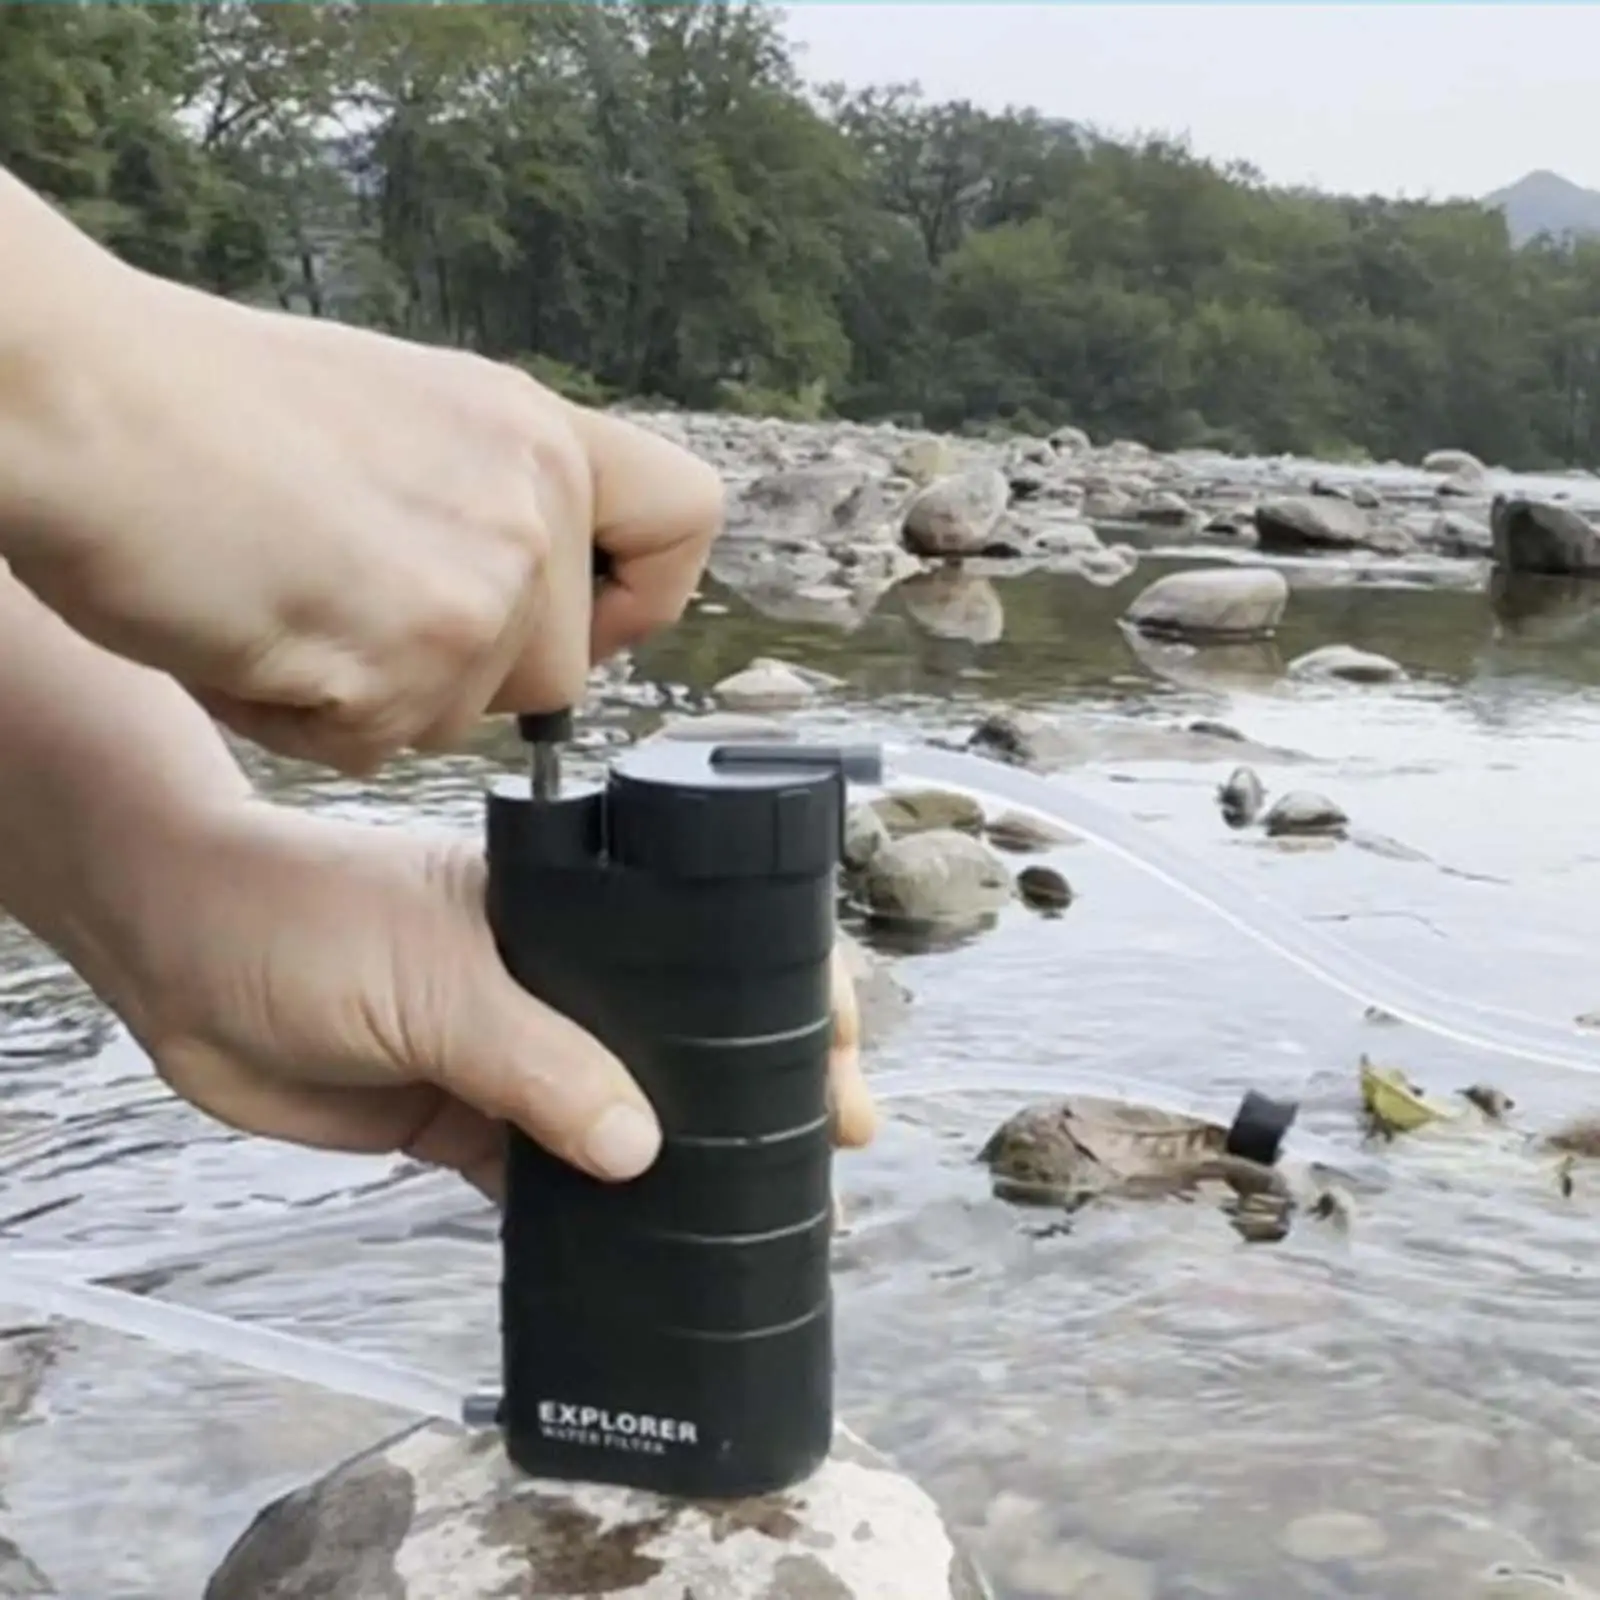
423, 573, 520, 665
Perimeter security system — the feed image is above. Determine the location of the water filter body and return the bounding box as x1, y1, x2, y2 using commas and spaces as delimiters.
485, 738, 860, 1499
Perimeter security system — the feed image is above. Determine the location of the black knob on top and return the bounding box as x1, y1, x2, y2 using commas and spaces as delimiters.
516, 709, 574, 746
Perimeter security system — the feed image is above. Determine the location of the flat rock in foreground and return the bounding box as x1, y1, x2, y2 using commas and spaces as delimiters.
204, 1420, 992, 1600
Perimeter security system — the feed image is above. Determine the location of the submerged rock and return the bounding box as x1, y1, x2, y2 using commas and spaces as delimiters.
978, 1098, 1319, 1241
1278, 1509, 1388, 1564
1016, 865, 1073, 914
966, 706, 1302, 773
1123, 565, 1289, 641
1263, 792, 1349, 838
861, 830, 1013, 929
1218, 766, 1266, 828
1287, 644, 1406, 684
203, 1421, 992, 1600
843, 802, 891, 872
870, 788, 986, 839
984, 810, 1076, 854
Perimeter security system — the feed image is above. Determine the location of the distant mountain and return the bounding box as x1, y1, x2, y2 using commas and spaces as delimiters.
1484, 169, 1600, 246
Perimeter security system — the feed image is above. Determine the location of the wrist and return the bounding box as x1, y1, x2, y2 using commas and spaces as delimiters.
0, 173, 155, 572
0, 574, 253, 1032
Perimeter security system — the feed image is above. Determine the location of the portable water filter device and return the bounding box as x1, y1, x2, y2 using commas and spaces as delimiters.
484, 707, 882, 1498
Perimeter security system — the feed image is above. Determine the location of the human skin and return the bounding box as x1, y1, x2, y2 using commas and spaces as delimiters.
0, 165, 877, 1190
0, 162, 723, 778
0, 551, 875, 1196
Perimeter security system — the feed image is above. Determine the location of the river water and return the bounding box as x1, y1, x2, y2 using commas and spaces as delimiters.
9, 522, 1600, 1598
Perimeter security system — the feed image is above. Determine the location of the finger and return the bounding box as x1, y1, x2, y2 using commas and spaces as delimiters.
432, 953, 662, 1183
827, 942, 878, 1150
560, 406, 725, 663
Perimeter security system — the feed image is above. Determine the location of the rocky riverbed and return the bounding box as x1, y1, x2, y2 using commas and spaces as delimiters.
621, 407, 1600, 643
11, 414, 1600, 1598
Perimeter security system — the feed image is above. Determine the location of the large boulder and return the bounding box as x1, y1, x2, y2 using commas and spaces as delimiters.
1490, 495, 1600, 576
204, 1421, 992, 1600
900, 469, 1011, 557
1253, 495, 1410, 555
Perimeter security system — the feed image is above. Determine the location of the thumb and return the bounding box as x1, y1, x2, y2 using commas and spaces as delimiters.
437, 956, 663, 1183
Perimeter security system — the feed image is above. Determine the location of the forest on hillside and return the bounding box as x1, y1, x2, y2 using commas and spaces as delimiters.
7, 0, 1600, 469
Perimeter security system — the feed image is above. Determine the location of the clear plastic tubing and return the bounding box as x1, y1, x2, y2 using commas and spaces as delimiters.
0, 1260, 467, 1425
6, 737, 1598, 1419
883, 741, 1600, 1076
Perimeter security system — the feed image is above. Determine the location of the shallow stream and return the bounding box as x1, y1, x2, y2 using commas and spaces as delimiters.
9, 530, 1600, 1598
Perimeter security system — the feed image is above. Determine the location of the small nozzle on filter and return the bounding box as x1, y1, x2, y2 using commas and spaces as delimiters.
517, 710, 573, 801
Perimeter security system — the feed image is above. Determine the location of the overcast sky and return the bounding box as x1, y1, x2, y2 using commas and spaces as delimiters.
779, 4, 1600, 200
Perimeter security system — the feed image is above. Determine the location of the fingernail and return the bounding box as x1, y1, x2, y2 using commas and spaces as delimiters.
583, 1104, 661, 1180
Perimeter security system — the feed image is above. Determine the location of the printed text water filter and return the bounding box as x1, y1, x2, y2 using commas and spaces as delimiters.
485, 727, 883, 1498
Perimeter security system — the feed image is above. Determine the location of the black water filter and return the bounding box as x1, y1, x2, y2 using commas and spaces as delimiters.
484, 715, 882, 1499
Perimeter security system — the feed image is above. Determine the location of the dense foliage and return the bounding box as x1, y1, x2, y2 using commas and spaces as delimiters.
7, 0, 1600, 466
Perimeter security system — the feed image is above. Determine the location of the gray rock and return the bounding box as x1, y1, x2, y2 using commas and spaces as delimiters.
870, 789, 987, 839
1218, 766, 1266, 828
1311, 477, 1382, 509
1263, 792, 1349, 838
1427, 510, 1493, 557
1491, 496, 1600, 576
966, 707, 1302, 773
897, 568, 1005, 645
1255, 495, 1409, 555
984, 810, 1077, 854
862, 830, 1013, 927
902, 469, 1012, 557
1287, 644, 1406, 684
1134, 489, 1195, 526
1083, 487, 1139, 522
1123, 566, 1289, 641
1016, 866, 1073, 914
711, 658, 819, 712
204, 1421, 992, 1600
1049, 425, 1092, 453
1423, 448, 1487, 478
892, 436, 968, 485
844, 803, 892, 871
724, 463, 907, 549
1025, 519, 1103, 557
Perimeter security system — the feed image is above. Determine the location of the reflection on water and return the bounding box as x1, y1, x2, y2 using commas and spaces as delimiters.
11, 552, 1600, 1594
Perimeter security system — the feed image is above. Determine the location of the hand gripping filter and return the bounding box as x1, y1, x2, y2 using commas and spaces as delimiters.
485, 722, 882, 1499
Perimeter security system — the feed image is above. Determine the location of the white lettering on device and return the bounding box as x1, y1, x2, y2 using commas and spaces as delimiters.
536, 1399, 701, 1455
